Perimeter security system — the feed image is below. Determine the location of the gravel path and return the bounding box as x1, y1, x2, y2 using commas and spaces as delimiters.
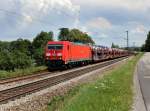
134, 53, 150, 111
132, 63, 146, 111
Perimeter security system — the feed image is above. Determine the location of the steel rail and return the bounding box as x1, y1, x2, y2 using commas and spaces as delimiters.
0, 57, 127, 104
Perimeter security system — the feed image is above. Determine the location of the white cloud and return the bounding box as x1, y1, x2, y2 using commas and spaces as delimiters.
71, 0, 150, 11
131, 24, 146, 34
87, 17, 112, 29
100, 33, 108, 38
0, 0, 148, 47
23, 14, 33, 23
10, 0, 80, 26
0, 0, 81, 41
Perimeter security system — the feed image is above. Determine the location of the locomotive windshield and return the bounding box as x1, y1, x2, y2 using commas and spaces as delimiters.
48, 44, 63, 50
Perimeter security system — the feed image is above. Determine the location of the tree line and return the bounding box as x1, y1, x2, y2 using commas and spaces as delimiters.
141, 31, 150, 52
0, 28, 94, 71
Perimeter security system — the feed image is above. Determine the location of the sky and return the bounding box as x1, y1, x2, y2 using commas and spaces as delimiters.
0, 0, 149, 47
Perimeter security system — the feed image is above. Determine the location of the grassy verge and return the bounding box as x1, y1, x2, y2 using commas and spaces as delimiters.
0, 66, 47, 79
46, 53, 143, 111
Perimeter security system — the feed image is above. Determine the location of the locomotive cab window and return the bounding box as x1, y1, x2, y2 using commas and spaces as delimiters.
48, 44, 63, 50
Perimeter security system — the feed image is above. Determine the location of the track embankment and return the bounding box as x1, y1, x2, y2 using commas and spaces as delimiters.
0, 57, 128, 111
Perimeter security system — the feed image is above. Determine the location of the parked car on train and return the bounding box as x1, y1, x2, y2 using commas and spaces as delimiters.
45, 41, 129, 69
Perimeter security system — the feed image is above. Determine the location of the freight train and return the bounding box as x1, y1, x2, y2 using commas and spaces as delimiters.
45, 41, 129, 70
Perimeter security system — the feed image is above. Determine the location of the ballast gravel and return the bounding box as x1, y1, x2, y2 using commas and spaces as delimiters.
0, 63, 97, 91
0, 61, 113, 91
0, 58, 128, 111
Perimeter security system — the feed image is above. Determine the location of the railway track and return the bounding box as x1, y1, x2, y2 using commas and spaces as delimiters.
0, 64, 87, 85
0, 71, 50, 84
0, 57, 127, 104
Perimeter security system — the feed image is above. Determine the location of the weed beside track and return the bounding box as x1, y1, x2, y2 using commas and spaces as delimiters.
0, 66, 47, 80
46, 54, 143, 111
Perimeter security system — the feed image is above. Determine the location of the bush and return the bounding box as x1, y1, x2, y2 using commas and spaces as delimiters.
0, 51, 14, 71
33, 48, 45, 66
12, 51, 32, 69
0, 50, 32, 71
0, 31, 53, 71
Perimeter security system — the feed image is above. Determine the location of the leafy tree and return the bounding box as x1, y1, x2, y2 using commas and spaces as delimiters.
0, 31, 54, 71
12, 51, 32, 69
0, 45, 32, 71
32, 31, 53, 48
82, 33, 95, 44
0, 41, 10, 51
32, 48, 44, 65
32, 31, 53, 65
10, 38, 32, 56
58, 28, 95, 44
0, 51, 14, 71
145, 31, 150, 52
141, 44, 145, 52
58, 28, 70, 41
0, 39, 32, 71
111, 43, 119, 48
69, 29, 95, 44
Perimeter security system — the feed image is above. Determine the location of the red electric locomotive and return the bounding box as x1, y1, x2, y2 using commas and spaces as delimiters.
45, 41, 92, 69
45, 41, 129, 70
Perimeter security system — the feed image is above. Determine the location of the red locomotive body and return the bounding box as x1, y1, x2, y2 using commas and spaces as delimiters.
45, 41, 129, 69
45, 41, 92, 68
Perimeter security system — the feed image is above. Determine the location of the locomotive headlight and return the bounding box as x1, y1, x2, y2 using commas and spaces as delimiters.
57, 53, 62, 56
46, 53, 51, 56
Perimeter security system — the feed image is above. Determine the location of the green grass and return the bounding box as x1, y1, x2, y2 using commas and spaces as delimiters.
46, 53, 143, 111
0, 66, 47, 79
